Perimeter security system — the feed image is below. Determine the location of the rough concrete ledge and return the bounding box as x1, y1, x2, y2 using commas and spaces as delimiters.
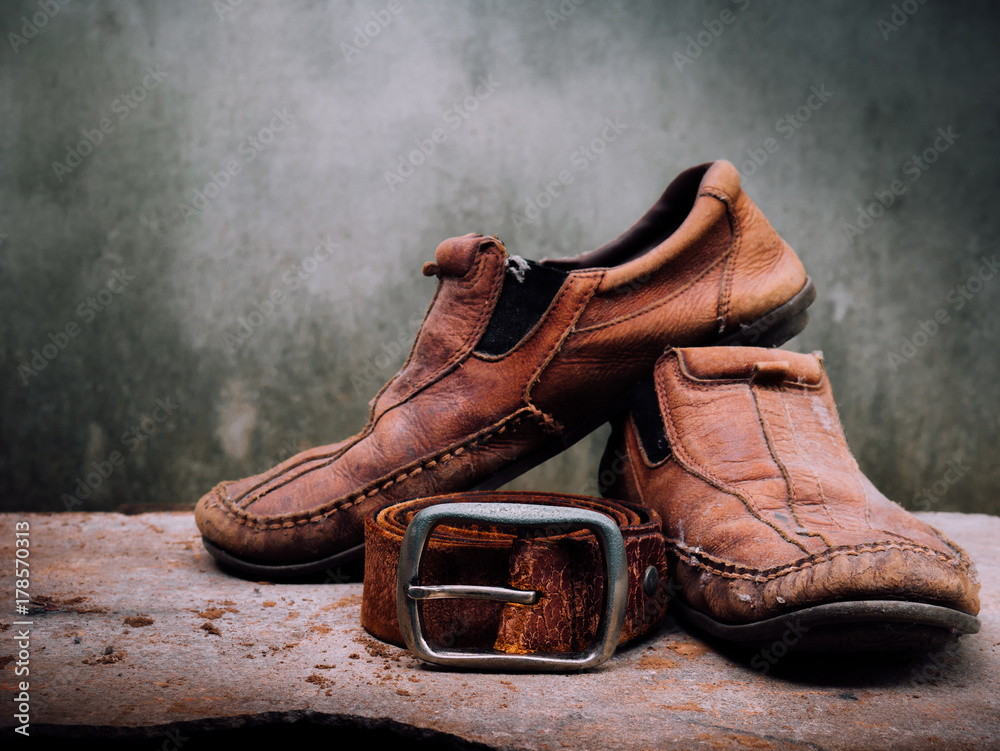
1, 511, 997, 750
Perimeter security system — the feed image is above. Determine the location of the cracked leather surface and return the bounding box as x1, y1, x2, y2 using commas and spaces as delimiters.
601, 347, 981, 625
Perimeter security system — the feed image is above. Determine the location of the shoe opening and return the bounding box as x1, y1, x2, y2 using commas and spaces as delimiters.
540, 162, 713, 271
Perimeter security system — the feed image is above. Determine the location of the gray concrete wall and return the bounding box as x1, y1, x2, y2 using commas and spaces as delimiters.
2, 0, 998, 516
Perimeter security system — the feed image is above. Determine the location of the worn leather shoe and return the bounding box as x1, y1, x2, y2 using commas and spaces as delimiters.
600, 346, 981, 650
196, 160, 815, 577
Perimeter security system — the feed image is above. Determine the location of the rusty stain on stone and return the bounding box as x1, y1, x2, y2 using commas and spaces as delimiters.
1, 511, 996, 749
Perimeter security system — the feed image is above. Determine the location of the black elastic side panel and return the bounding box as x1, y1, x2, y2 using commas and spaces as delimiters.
474, 258, 568, 357
629, 379, 671, 464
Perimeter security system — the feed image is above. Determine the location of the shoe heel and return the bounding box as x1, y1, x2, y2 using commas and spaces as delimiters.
747, 309, 810, 348
716, 277, 815, 348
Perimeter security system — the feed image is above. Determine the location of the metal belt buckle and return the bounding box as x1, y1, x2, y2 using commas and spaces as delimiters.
395, 502, 628, 671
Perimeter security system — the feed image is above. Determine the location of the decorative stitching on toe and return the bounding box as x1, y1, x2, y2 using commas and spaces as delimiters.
216, 410, 538, 530
666, 536, 972, 583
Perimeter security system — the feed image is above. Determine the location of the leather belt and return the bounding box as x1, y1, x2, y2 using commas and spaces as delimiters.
360, 491, 670, 671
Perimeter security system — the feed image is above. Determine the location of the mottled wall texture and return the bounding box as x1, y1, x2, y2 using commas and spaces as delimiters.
2, 1, 998, 516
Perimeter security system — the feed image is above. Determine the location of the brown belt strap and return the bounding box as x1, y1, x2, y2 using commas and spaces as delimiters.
360, 491, 670, 662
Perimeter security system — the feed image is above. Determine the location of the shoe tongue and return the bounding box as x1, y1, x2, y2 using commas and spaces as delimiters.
672, 347, 824, 385
423, 233, 506, 278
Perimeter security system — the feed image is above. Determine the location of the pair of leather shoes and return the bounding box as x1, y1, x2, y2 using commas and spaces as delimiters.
195, 160, 980, 652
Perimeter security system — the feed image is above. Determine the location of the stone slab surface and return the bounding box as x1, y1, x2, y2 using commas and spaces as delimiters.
1, 511, 997, 750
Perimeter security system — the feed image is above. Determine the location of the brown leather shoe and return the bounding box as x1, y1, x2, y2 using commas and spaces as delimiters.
601, 346, 981, 650
195, 161, 815, 577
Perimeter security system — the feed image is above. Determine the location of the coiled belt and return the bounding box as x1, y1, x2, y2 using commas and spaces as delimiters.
360, 491, 670, 671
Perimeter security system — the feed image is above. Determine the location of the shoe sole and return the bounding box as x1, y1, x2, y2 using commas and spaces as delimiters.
715, 276, 816, 348
201, 537, 365, 580
671, 597, 982, 652
202, 278, 816, 579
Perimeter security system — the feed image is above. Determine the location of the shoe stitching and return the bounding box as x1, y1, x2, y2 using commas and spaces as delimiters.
700, 186, 734, 205
573, 252, 727, 333
674, 353, 825, 391
310, 242, 501, 459
772, 383, 846, 535
658, 354, 813, 555
714, 191, 741, 333
480, 268, 604, 364
662, 361, 978, 584
229, 247, 505, 508
751, 384, 833, 547
700, 185, 738, 333
672, 375, 823, 390
371, 238, 503, 394
230, 441, 358, 510
365, 284, 442, 413
472, 272, 575, 363
923, 523, 975, 570
218, 409, 537, 528
381, 244, 505, 406
524, 271, 604, 413
803, 377, 873, 530
365, 244, 503, 430
816, 375, 878, 531
225, 260, 592, 513
666, 536, 972, 583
